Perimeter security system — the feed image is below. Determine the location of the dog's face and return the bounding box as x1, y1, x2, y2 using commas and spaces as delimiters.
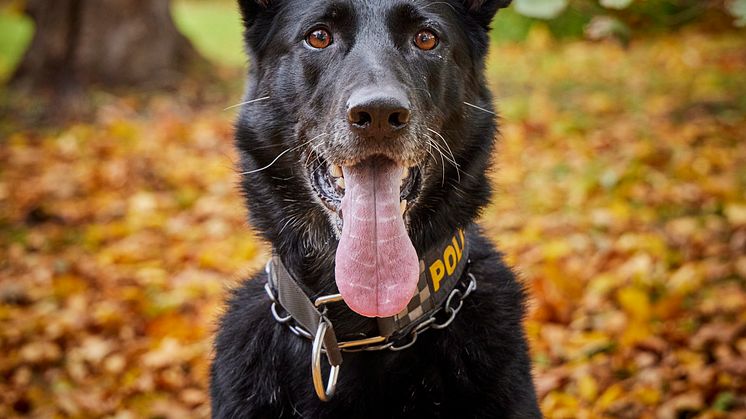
237, 0, 508, 317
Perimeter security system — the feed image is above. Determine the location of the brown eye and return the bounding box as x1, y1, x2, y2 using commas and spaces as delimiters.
414, 30, 438, 51
306, 28, 332, 49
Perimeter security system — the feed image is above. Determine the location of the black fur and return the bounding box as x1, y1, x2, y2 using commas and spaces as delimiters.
211, 0, 540, 417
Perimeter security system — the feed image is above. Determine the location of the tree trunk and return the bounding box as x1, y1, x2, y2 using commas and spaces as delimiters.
11, 0, 201, 93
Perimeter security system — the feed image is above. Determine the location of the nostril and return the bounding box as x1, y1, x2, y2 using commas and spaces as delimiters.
388, 111, 410, 129
349, 110, 372, 128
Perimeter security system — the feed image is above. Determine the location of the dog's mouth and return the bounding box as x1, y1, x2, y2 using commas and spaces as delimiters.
310, 157, 422, 225
309, 155, 423, 318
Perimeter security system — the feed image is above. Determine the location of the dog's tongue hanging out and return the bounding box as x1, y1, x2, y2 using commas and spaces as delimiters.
335, 157, 419, 317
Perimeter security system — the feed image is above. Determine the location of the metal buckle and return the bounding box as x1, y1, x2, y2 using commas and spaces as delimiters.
311, 320, 340, 401
338, 335, 387, 349
314, 293, 344, 307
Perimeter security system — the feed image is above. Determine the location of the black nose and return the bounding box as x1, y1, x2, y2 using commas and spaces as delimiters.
347, 87, 411, 139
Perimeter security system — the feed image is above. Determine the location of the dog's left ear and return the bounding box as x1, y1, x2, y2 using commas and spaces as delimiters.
237, 0, 273, 27
462, 0, 512, 29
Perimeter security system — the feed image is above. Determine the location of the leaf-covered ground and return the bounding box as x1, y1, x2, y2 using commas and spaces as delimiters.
1, 30, 745, 418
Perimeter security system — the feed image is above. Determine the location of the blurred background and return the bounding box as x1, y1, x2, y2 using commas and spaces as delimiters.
0, 0, 745, 417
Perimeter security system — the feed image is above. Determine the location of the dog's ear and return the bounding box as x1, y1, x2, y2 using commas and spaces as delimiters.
237, 0, 280, 52
462, 0, 512, 29
237, 0, 273, 27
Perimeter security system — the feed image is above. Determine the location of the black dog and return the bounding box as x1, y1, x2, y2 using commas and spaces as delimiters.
211, 0, 541, 417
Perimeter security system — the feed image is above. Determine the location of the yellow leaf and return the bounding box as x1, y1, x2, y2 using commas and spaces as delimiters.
617, 286, 650, 321
621, 320, 651, 346
725, 204, 746, 226
595, 383, 624, 410
634, 386, 661, 405
578, 374, 598, 401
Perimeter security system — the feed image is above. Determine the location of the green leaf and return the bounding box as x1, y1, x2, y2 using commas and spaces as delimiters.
713, 392, 735, 412
513, 0, 569, 20
728, 0, 746, 27
600, 0, 633, 9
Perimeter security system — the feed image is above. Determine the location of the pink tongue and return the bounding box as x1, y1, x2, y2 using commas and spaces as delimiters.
335, 157, 419, 317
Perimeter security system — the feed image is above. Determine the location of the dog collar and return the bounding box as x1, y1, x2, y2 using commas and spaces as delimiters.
263, 228, 475, 401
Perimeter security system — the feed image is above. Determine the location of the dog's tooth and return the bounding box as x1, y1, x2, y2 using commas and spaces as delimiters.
400, 200, 407, 215
336, 177, 346, 189
401, 167, 409, 180
330, 164, 343, 178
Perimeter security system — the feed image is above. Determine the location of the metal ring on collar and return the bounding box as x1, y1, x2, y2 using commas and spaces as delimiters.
289, 323, 313, 339
270, 302, 292, 323
312, 321, 340, 401
264, 283, 278, 303
389, 331, 418, 351
431, 289, 464, 330
463, 272, 477, 298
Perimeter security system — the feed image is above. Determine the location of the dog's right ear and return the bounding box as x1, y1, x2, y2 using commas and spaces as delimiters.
463, 0, 512, 29
237, 0, 272, 27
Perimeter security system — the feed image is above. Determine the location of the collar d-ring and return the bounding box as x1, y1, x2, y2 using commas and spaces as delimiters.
312, 320, 339, 401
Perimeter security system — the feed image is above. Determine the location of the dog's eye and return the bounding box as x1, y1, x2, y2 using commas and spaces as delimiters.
414, 30, 438, 51
306, 28, 333, 49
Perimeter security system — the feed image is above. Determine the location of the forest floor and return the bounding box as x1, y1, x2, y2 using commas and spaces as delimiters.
1, 29, 745, 418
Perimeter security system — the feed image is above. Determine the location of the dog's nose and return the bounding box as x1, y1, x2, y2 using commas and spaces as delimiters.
347, 88, 411, 138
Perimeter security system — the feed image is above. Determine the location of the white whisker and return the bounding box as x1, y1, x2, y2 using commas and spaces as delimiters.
305, 141, 326, 168
426, 128, 459, 166
426, 129, 461, 183
463, 101, 495, 115
242, 132, 330, 175
426, 135, 458, 167
425, 137, 446, 187
224, 96, 271, 111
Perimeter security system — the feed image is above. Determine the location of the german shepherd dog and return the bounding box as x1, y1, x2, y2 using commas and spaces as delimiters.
211, 0, 541, 417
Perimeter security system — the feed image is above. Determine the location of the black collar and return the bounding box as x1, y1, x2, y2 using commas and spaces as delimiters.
263, 228, 474, 400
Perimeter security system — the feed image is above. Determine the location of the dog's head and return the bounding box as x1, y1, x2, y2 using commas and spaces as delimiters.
236, 0, 509, 317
